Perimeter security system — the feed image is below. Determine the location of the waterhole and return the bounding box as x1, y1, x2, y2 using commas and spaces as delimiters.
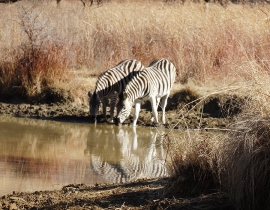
0, 115, 172, 196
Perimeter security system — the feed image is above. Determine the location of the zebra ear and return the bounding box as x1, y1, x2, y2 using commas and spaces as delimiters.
123, 92, 128, 100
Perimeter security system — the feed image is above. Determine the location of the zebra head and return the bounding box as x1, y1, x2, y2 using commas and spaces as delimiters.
88, 91, 100, 122
117, 92, 132, 124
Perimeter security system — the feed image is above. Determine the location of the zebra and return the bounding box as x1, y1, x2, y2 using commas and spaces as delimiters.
117, 58, 176, 126
89, 59, 144, 123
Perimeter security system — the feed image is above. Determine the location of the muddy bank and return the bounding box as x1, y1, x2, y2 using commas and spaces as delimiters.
0, 89, 244, 129
0, 178, 233, 210
0, 102, 90, 123
0, 89, 241, 209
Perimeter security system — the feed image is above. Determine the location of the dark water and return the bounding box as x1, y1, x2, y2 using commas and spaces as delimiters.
0, 115, 170, 196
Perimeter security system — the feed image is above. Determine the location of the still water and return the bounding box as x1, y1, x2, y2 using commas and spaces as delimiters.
0, 115, 170, 196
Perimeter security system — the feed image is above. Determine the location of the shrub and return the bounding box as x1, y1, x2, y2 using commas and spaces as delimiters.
0, 3, 72, 102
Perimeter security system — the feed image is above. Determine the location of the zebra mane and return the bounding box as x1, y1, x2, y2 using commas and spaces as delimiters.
96, 59, 141, 82
148, 58, 167, 67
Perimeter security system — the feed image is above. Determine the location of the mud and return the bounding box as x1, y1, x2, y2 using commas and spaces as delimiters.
0, 89, 243, 129
0, 89, 243, 209
0, 178, 233, 210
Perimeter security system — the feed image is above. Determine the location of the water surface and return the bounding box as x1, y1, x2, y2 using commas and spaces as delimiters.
0, 115, 170, 196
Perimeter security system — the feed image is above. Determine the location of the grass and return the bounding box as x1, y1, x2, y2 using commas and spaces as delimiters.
1, 0, 270, 102
164, 130, 223, 195
222, 115, 270, 209
1, 1, 270, 209
165, 61, 270, 210
165, 89, 270, 210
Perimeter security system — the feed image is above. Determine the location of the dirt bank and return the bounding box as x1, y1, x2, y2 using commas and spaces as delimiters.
0, 89, 243, 129
0, 178, 233, 210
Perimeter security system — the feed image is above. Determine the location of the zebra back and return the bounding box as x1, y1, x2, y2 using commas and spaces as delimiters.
95, 59, 144, 98
124, 58, 176, 102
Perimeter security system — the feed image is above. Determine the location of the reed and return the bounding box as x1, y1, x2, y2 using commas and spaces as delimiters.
166, 66, 270, 209
222, 116, 270, 209
0, 0, 270, 102
218, 68, 270, 209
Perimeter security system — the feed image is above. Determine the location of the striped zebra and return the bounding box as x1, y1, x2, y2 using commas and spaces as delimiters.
89, 59, 144, 123
117, 58, 176, 126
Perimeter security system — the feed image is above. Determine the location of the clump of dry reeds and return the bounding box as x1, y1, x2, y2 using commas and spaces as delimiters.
166, 79, 270, 209
222, 116, 270, 210
220, 73, 270, 209
164, 129, 224, 196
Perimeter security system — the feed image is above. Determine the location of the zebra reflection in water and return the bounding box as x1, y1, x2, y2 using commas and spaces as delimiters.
85, 126, 168, 183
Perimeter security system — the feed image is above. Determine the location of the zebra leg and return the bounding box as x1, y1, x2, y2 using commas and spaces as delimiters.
150, 96, 159, 125
132, 101, 142, 126
109, 92, 117, 123
116, 93, 124, 117
160, 94, 169, 124
102, 97, 108, 120
150, 97, 160, 122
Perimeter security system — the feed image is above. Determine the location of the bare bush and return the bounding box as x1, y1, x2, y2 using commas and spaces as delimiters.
0, 3, 72, 101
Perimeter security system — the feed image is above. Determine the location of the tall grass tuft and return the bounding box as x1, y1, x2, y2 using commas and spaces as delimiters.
220, 70, 270, 210
164, 130, 224, 196
222, 116, 270, 210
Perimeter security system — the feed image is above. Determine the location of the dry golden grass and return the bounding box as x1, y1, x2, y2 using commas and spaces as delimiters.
1, 0, 270, 103
164, 129, 225, 195
1, 2, 270, 207
221, 116, 270, 209
214, 66, 270, 209
166, 68, 270, 209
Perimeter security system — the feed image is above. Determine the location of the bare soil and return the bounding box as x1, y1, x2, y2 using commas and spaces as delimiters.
0, 178, 233, 210
0, 88, 243, 129
0, 88, 241, 209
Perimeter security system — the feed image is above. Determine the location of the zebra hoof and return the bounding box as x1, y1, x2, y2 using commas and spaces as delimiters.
115, 118, 121, 126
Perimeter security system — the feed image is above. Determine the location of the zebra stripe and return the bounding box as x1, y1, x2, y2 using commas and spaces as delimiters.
117, 58, 176, 126
90, 128, 168, 184
89, 59, 144, 123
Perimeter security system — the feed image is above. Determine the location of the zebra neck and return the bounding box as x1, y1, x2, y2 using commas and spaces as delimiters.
126, 83, 146, 103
